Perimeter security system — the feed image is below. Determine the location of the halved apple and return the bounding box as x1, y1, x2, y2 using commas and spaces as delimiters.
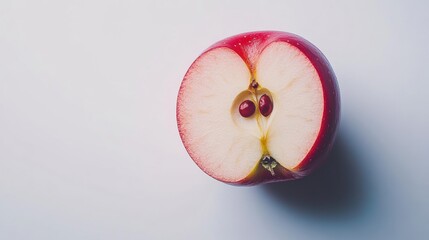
177, 31, 340, 185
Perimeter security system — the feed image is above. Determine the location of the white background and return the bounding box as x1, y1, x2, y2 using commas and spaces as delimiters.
1, 0, 428, 239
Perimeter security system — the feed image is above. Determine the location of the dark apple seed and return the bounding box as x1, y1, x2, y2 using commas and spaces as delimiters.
251, 80, 259, 89
259, 94, 273, 117
239, 100, 256, 118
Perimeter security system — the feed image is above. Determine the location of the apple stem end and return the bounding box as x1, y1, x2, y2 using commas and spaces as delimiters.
261, 155, 278, 176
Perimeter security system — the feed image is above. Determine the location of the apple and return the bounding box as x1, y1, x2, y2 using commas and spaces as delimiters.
177, 31, 340, 185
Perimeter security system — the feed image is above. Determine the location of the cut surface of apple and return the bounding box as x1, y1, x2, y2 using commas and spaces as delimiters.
177, 31, 340, 185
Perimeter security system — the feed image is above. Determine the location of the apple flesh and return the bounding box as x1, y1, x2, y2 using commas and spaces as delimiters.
177, 31, 340, 185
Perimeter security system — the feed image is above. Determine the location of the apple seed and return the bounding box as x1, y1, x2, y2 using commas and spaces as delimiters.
259, 94, 273, 117
251, 80, 259, 89
239, 100, 256, 118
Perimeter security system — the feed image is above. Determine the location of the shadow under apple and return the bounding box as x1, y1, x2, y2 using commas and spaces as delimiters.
260, 130, 369, 219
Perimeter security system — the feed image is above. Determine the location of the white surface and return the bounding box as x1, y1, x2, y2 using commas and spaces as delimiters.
0, 0, 428, 239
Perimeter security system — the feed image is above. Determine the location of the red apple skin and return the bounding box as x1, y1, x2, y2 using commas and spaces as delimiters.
177, 31, 340, 185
